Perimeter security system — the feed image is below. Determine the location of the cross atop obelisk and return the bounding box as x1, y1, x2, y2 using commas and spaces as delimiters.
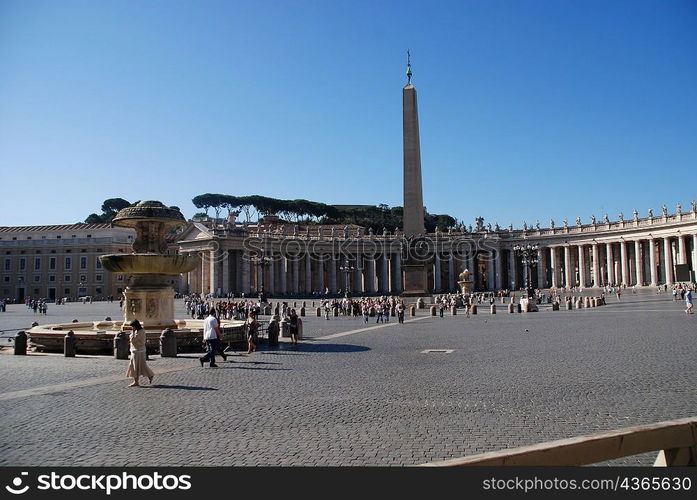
402, 51, 425, 238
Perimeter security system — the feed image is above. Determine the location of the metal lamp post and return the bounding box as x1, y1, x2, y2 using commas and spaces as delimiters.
339, 259, 354, 298
513, 243, 539, 300
253, 253, 271, 303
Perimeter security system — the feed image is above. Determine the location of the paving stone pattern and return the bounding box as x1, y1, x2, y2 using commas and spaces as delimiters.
0, 292, 695, 466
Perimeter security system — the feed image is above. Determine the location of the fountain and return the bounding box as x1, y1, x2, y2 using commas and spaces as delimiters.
99, 201, 198, 330
27, 201, 246, 353
457, 269, 474, 295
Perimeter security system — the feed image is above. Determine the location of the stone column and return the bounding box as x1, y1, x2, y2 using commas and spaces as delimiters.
434, 254, 441, 292
578, 245, 586, 288
381, 253, 389, 293
564, 246, 572, 288
241, 251, 251, 294
279, 256, 287, 295
592, 244, 600, 287
606, 243, 615, 285
664, 237, 674, 285
221, 251, 229, 295
292, 258, 299, 294
678, 235, 687, 264
268, 257, 275, 295
634, 240, 643, 286
620, 240, 629, 286
648, 239, 657, 286
367, 257, 376, 293
329, 256, 337, 293
393, 253, 402, 293
508, 249, 517, 290
693, 234, 697, 276
209, 249, 218, 296
354, 259, 363, 294
487, 250, 495, 291
550, 247, 558, 288
305, 253, 312, 294
537, 247, 546, 289
495, 249, 503, 290
448, 253, 456, 292
317, 258, 324, 295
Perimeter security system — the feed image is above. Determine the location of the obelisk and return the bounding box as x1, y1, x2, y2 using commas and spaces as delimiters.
401, 52, 428, 296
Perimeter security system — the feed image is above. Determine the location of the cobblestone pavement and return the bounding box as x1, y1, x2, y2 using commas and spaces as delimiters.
0, 292, 695, 466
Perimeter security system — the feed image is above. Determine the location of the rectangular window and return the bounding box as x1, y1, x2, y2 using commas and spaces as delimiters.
80, 256, 87, 269
79, 275, 86, 282
49, 275, 56, 282
49, 257, 56, 270
95, 274, 103, 282
64, 275, 71, 282
64, 288, 70, 295
34, 275, 41, 282
117, 275, 124, 281
3, 277, 9, 283
65, 257, 71, 270
4, 258, 10, 271
96, 257, 102, 269
35, 257, 41, 270
96, 287, 102, 294
19, 258, 26, 271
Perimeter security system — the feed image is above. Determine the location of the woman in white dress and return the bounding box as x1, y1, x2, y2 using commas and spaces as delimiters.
126, 319, 154, 387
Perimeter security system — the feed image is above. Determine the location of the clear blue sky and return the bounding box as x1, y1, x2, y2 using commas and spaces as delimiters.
1, 0, 695, 228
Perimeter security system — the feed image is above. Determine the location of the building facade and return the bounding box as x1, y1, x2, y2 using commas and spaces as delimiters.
0, 224, 135, 302
177, 206, 697, 297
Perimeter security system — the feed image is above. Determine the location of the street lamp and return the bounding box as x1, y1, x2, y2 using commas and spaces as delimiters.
339, 258, 355, 298
513, 243, 539, 300
252, 253, 271, 303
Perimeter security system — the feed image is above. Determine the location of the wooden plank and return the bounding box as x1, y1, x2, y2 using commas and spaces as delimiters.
420, 417, 697, 466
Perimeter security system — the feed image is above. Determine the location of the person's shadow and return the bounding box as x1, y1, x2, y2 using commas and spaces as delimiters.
147, 385, 217, 391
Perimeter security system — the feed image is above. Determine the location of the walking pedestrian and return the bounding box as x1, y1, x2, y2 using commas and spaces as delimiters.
245, 311, 259, 354
199, 308, 225, 367
685, 289, 694, 315
126, 320, 154, 387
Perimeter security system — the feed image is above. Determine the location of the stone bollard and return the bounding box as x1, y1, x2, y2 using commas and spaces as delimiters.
410, 305, 416, 316
302, 301, 306, 308
267, 319, 280, 347
300, 307, 305, 317
160, 328, 177, 357
64, 330, 77, 357
490, 304, 496, 314
417, 298, 425, 309
280, 317, 290, 337
14, 331, 27, 355
451, 306, 457, 316
524, 301, 532, 313
584, 297, 591, 308
566, 300, 573, 310
471, 304, 477, 315
501, 297, 506, 304
575, 299, 582, 309
552, 302, 560, 311
316, 307, 321, 317
430, 306, 437, 316
508, 303, 515, 313
293, 301, 297, 308
311, 301, 315, 307
517, 303, 522, 313
114, 331, 130, 360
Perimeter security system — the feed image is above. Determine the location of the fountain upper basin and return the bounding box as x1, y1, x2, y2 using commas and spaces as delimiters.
99, 254, 199, 274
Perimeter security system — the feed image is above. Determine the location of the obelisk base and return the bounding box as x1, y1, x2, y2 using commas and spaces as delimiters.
401, 263, 428, 297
